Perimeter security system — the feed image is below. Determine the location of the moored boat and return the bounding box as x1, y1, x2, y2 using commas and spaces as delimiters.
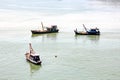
74, 24, 100, 35
31, 22, 59, 34
25, 43, 42, 65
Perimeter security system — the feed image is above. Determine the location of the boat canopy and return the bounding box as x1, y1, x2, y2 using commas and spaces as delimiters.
30, 53, 39, 56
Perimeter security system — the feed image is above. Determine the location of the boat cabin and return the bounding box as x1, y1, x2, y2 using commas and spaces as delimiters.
87, 28, 100, 35
46, 25, 58, 32
30, 54, 40, 62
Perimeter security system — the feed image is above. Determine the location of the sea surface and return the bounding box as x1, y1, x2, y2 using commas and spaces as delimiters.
0, 0, 120, 80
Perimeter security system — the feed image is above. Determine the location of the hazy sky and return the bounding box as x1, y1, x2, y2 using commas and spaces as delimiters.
0, 0, 120, 12
0, 0, 120, 31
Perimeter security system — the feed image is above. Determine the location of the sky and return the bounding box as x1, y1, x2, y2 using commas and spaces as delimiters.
0, 0, 120, 32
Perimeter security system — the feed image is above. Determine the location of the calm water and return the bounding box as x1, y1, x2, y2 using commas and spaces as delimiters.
0, 0, 120, 80
0, 30, 120, 80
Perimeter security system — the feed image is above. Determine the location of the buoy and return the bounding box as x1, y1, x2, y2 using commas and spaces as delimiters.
55, 55, 57, 58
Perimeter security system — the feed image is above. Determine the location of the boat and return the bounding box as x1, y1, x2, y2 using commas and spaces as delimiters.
74, 24, 100, 35
31, 22, 59, 34
25, 43, 42, 65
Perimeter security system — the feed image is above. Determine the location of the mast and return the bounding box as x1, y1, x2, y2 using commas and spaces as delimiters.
29, 43, 34, 54
41, 22, 44, 31
83, 24, 88, 32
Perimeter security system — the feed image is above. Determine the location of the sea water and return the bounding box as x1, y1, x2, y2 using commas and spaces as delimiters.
0, 0, 120, 80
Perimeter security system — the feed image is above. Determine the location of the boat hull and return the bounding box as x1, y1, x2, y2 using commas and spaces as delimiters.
26, 58, 42, 65
25, 52, 42, 65
74, 30, 100, 35
31, 30, 59, 34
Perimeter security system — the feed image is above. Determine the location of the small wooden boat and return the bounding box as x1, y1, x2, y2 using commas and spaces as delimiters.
74, 24, 100, 35
31, 22, 59, 34
25, 43, 42, 65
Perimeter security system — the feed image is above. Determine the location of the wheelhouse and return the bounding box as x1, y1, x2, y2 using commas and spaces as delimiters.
30, 54, 40, 62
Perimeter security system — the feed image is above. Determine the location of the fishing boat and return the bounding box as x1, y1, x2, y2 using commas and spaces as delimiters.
25, 43, 42, 65
74, 24, 100, 35
31, 22, 59, 34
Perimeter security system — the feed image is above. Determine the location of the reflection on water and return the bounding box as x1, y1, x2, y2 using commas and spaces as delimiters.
31, 33, 58, 41
75, 35, 100, 43
28, 62, 41, 76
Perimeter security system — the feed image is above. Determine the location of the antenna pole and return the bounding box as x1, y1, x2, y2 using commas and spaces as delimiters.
29, 43, 33, 54
41, 22, 44, 31
83, 24, 88, 32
